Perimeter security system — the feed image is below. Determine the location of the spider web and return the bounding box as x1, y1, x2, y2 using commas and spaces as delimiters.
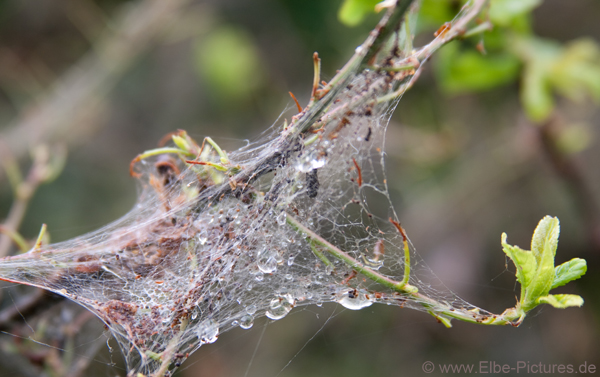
0, 2, 491, 376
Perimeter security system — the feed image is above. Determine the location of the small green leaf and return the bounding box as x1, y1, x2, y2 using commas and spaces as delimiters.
552, 258, 587, 289
550, 38, 600, 103
338, 0, 380, 27
501, 233, 536, 288
172, 135, 191, 153
521, 216, 559, 311
537, 294, 584, 309
530, 216, 559, 264
436, 44, 520, 93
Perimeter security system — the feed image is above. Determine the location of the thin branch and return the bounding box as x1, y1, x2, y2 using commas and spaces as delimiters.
286, 213, 522, 326
0, 0, 195, 184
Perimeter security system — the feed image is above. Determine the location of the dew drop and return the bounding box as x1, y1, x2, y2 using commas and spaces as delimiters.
338, 290, 373, 310
276, 212, 287, 226
294, 152, 326, 173
246, 304, 257, 315
240, 314, 254, 329
198, 319, 219, 344
257, 249, 278, 273
232, 320, 239, 327
266, 294, 294, 320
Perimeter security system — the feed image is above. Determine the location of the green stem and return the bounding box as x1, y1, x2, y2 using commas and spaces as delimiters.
285, 213, 522, 326
309, 241, 334, 269
460, 21, 493, 39
368, 63, 417, 72
0, 225, 29, 253
137, 147, 196, 160
205, 137, 229, 164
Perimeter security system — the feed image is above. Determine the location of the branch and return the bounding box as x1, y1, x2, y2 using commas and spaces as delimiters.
0, 0, 195, 184
286, 213, 522, 327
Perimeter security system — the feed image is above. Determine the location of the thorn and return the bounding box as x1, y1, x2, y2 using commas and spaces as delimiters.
389, 218, 407, 242
434, 22, 451, 38
476, 40, 487, 55
289, 91, 302, 113
312, 52, 321, 99
129, 155, 142, 177
33, 223, 47, 252
352, 158, 362, 187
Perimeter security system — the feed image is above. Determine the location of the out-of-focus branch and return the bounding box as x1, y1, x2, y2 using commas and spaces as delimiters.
538, 115, 600, 252
0, 0, 194, 184
0, 145, 66, 257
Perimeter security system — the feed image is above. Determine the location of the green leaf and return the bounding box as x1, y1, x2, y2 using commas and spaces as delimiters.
521, 62, 554, 123
436, 44, 520, 94
530, 216, 559, 263
489, 0, 542, 27
521, 216, 559, 311
338, 0, 380, 27
501, 233, 536, 288
172, 135, 191, 153
550, 38, 600, 103
537, 294, 584, 309
552, 258, 587, 289
193, 26, 264, 101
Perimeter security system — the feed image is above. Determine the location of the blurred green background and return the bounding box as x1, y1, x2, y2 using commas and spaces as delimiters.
0, 0, 599, 376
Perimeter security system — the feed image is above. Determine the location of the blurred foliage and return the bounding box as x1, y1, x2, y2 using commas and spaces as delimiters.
338, 0, 381, 26
193, 25, 265, 103
425, 0, 600, 123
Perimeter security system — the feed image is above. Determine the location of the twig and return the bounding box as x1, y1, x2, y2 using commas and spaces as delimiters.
286, 213, 522, 326
538, 116, 600, 252
0, 147, 61, 257
0, 0, 194, 184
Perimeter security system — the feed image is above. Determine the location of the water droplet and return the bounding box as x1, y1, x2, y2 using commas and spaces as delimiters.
257, 249, 278, 273
316, 301, 323, 307
191, 309, 199, 320
294, 152, 326, 173
232, 320, 239, 327
198, 319, 219, 344
287, 256, 295, 266
276, 212, 287, 226
240, 314, 254, 329
246, 304, 257, 315
363, 255, 384, 270
255, 273, 264, 281
266, 294, 294, 320
338, 290, 373, 310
